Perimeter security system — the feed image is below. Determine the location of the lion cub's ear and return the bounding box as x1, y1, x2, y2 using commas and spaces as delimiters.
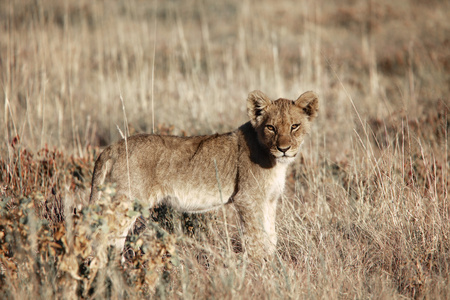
295, 91, 319, 119
247, 90, 272, 127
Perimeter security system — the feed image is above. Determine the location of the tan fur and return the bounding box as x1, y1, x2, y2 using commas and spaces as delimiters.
90, 90, 319, 258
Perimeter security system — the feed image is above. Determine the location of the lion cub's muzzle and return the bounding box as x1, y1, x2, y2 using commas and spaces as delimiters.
272, 136, 304, 161
273, 135, 298, 158
272, 144, 297, 159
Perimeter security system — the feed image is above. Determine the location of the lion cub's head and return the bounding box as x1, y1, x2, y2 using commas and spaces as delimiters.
247, 90, 319, 164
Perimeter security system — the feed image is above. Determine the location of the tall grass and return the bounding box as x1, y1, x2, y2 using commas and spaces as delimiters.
1, 0, 449, 298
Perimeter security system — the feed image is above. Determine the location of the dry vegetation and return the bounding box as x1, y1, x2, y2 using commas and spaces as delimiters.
1, 0, 449, 298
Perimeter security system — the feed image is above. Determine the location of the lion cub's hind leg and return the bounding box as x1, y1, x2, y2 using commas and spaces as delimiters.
111, 192, 166, 261
114, 215, 139, 260
98, 193, 140, 261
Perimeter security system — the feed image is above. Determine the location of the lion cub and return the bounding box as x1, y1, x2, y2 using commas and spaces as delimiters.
90, 90, 318, 258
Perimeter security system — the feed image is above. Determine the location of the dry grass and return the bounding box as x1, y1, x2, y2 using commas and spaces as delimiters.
1, 0, 449, 298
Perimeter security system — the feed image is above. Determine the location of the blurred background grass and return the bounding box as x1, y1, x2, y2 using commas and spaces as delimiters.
2, 0, 447, 153
1, 0, 449, 298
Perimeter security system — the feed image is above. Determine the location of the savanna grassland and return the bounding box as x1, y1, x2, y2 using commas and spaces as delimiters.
1, 0, 449, 298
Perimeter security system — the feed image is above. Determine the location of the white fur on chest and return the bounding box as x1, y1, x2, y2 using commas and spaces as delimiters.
268, 163, 289, 198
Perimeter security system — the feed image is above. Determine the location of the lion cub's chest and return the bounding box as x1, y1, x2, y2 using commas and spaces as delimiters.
246, 163, 288, 200
268, 163, 288, 197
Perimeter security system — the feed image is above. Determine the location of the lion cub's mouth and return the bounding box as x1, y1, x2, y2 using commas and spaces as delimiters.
276, 152, 294, 158
275, 155, 296, 164
271, 150, 297, 163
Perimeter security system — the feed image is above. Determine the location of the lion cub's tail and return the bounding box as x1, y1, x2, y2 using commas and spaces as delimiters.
89, 147, 112, 204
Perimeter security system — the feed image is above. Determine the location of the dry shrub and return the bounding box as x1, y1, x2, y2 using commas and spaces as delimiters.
0, 138, 177, 298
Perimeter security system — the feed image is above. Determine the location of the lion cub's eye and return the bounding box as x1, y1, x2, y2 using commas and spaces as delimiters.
266, 125, 275, 132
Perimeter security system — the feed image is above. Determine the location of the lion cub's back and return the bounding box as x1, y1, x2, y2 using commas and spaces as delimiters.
107, 132, 240, 202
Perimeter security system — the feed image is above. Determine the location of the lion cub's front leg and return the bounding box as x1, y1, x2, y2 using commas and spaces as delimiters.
234, 195, 279, 259
262, 197, 278, 254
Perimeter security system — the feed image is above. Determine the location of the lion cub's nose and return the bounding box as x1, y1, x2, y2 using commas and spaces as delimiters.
277, 145, 291, 153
